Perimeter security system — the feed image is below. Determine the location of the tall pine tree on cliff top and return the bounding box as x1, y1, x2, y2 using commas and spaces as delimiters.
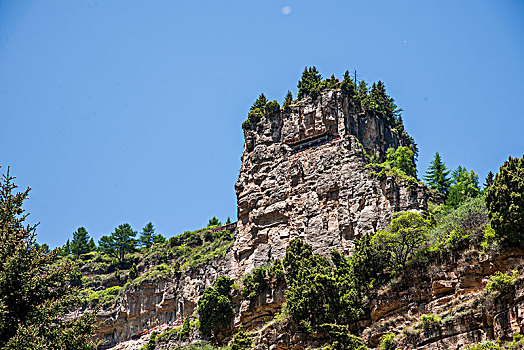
70, 226, 91, 258
424, 152, 452, 197
297, 66, 323, 99
99, 223, 137, 264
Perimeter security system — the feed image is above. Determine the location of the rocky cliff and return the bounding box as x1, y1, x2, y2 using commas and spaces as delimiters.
234, 89, 426, 276
87, 84, 523, 350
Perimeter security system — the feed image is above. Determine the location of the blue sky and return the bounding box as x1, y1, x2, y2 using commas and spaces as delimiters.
1, 1, 523, 247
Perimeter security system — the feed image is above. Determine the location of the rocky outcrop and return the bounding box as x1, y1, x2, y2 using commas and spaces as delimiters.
234, 89, 426, 276
96, 252, 236, 345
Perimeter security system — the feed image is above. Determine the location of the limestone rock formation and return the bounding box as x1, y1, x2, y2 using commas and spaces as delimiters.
234, 89, 427, 276
95, 253, 236, 345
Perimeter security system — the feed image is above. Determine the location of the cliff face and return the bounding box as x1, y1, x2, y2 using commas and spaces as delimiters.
95, 252, 235, 345
234, 89, 426, 276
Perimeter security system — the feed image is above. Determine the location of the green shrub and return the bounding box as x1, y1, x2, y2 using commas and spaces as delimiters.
141, 331, 157, 350
268, 259, 286, 287
178, 316, 192, 340
445, 228, 470, 247
229, 328, 252, 350
481, 223, 498, 251
316, 324, 366, 350
88, 286, 122, 308
428, 196, 488, 247
486, 271, 517, 294
242, 94, 267, 130
241, 267, 268, 301
419, 313, 441, 330
380, 332, 396, 350
265, 100, 280, 114
171, 343, 222, 350
465, 340, 500, 350
197, 276, 234, 339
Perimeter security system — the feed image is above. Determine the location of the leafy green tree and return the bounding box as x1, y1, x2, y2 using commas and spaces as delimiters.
297, 66, 323, 99
282, 238, 313, 283
225, 216, 232, 225
70, 227, 91, 258
384, 146, 416, 177
424, 152, 452, 197
348, 232, 390, 295
485, 155, 524, 245
282, 90, 293, 110
208, 216, 221, 227
99, 223, 137, 264
0, 167, 96, 349
35, 243, 50, 254
197, 276, 234, 340
373, 212, 430, 274
358, 80, 368, 97
139, 222, 157, 248
446, 166, 480, 208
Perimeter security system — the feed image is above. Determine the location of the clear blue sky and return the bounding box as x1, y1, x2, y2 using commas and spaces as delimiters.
1, 1, 523, 247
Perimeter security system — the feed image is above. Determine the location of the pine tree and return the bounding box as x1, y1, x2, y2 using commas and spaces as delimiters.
341, 70, 357, 99
208, 216, 221, 227
88, 237, 96, 251
225, 216, 232, 225
99, 223, 137, 264
297, 66, 323, 99
282, 90, 293, 110
251, 93, 267, 111
242, 93, 267, 130
424, 152, 452, 197
62, 239, 71, 256
0, 167, 96, 348
356, 80, 368, 110
484, 171, 494, 190
325, 74, 339, 89
139, 222, 156, 248
70, 227, 91, 258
